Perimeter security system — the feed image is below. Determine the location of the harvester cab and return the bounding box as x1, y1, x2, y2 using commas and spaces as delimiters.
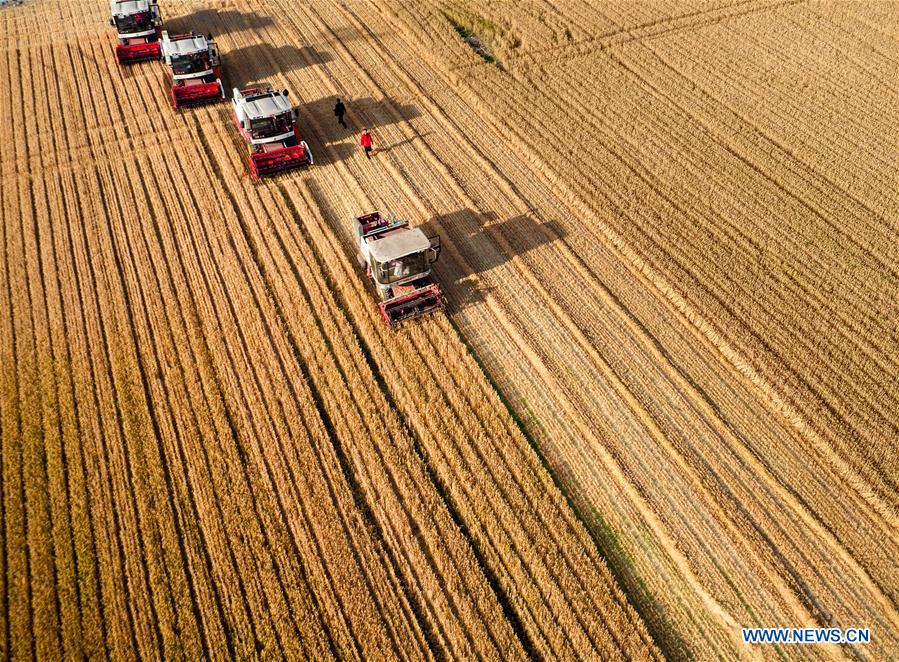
160, 31, 224, 109
110, 0, 162, 64
232, 84, 313, 179
355, 212, 446, 325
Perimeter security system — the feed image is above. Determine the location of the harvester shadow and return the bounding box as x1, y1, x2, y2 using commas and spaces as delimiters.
422, 209, 566, 311
301, 96, 421, 143
225, 43, 332, 89
312, 140, 359, 166
165, 9, 275, 35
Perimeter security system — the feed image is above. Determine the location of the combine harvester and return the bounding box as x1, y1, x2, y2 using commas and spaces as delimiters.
232, 84, 313, 179
109, 0, 163, 64
355, 212, 446, 325
160, 31, 224, 109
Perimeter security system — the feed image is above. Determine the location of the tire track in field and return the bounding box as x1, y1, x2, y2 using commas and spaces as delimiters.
0, 115, 34, 662
23, 156, 68, 662
120, 156, 319, 658
26, 40, 86, 657
806, 1, 899, 68
91, 134, 246, 660
98, 169, 216, 660
54, 169, 131, 659
600, 41, 888, 498
556, 45, 895, 331
51, 192, 110, 658
59, 167, 142, 659
10, 35, 50, 657
9, 18, 103, 652
12, 28, 67, 659
74, 166, 173, 659
536, 41, 899, 496
642, 23, 897, 229
506, 44, 899, 434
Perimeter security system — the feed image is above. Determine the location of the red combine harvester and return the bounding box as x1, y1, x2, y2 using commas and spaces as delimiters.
110, 0, 162, 64
354, 212, 446, 325
160, 31, 224, 109
232, 84, 313, 179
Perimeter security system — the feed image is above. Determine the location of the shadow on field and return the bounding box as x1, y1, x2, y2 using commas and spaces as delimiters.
301, 96, 421, 147
296, 95, 428, 154
166, 9, 275, 35
311, 140, 359, 166
224, 43, 332, 88
422, 209, 566, 311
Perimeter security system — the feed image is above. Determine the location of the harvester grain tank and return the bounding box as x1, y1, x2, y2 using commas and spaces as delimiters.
355, 212, 446, 325
160, 31, 224, 109
232, 84, 313, 178
110, 0, 162, 64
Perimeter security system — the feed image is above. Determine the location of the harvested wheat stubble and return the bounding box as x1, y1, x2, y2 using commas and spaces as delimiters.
368, 3, 899, 655
285, 0, 897, 659
0, 0, 658, 659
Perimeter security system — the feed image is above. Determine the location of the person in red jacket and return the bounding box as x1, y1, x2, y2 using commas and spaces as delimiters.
360, 129, 373, 160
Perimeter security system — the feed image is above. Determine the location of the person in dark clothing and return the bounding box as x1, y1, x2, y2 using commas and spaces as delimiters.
333, 98, 347, 128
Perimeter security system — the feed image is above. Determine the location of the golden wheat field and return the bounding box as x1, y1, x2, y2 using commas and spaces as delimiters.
1, 0, 897, 659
